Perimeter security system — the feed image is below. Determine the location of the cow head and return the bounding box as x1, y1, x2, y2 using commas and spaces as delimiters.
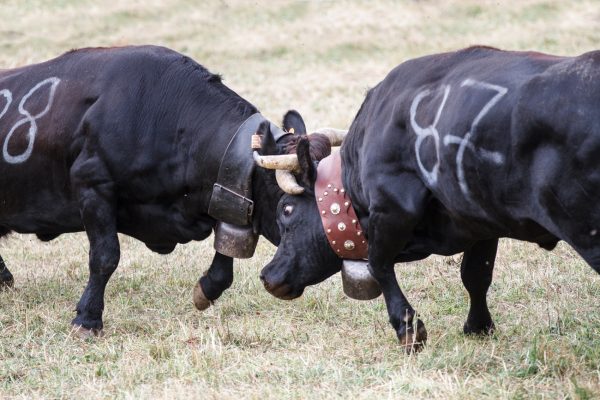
255, 132, 345, 299
250, 111, 334, 248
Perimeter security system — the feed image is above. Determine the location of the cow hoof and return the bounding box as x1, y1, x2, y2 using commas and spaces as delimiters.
0, 268, 14, 290
71, 324, 104, 339
193, 282, 212, 311
398, 319, 427, 353
0, 278, 14, 290
463, 320, 495, 336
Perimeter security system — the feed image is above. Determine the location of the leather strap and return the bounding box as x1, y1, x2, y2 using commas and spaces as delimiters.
315, 151, 368, 259
208, 113, 291, 226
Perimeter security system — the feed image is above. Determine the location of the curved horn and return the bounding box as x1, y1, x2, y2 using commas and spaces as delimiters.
253, 151, 304, 194
253, 151, 300, 172
275, 170, 304, 195
313, 128, 348, 146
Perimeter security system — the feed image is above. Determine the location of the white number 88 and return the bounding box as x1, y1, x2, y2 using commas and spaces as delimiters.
2, 77, 61, 164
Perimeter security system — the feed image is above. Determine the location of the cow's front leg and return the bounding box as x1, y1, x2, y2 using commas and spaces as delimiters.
368, 212, 427, 353
193, 252, 233, 311
0, 256, 14, 288
71, 184, 120, 338
366, 173, 429, 352
370, 262, 427, 352
461, 239, 498, 335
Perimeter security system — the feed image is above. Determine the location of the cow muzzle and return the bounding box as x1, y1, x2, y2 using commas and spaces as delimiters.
213, 222, 258, 259
259, 270, 303, 300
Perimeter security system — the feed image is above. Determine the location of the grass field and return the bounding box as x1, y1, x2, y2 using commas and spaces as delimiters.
1, 0, 600, 398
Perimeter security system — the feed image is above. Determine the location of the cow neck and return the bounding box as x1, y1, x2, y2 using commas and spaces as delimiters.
207, 113, 290, 227
315, 151, 368, 260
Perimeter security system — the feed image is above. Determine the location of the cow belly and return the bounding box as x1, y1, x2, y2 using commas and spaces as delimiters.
116, 203, 214, 251
398, 205, 558, 259
0, 199, 82, 235
400, 226, 558, 259
401, 228, 476, 258
0, 195, 214, 249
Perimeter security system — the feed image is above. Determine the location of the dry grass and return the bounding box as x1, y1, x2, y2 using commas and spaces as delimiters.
1, 0, 600, 398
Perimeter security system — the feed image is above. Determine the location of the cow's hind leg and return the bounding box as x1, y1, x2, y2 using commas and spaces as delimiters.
562, 238, 600, 276
193, 252, 233, 311
461, 239, 498, 335
0, 255, 14, 288
70, 182, 120, 338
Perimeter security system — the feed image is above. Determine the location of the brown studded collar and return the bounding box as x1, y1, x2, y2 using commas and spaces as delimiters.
315, 151, 368, 260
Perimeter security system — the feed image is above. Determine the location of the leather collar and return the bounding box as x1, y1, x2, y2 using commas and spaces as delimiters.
208, 113, 291, 226
315, 151, 368, 259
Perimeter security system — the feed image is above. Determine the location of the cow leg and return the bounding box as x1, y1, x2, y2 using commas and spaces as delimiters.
71, 184, 120, 338
0, 255, 14, 288
193, 252, 233, 311
560, 237, 600, 275
367, 184, 428, 353
461, 238, 498, 335
370, 261, 427, 353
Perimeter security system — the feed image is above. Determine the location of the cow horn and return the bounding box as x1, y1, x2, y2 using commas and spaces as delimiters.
253, 151, 304, 194
313, 128, 348, 146
253, 151, 300, 172
275, 170, 304, 195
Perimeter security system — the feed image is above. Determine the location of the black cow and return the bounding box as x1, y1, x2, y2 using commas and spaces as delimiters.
257, 46, 600, 351
0, 45, 331, 336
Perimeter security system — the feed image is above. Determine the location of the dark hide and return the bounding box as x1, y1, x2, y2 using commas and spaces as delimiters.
261, 46, 600, 350
0, 45, 306, 332
0, 255, 13, 287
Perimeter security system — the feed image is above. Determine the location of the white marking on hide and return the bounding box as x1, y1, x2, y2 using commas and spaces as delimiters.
1, 77, 60, 164
477, 148, 505, 165
452, 79, 507, 195
0, 90, 12, 120
410, 85, 451, 186
410, 79, 508, 197
442, 135, 504, 165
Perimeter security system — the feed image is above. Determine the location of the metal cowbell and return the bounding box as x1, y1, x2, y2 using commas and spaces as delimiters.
341, 259, 382, 300
213, 222, 258, 259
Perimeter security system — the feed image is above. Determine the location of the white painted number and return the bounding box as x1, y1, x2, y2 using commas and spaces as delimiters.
409, 85, 451, 186
0, 90, 12, 122
444, 79, 507, 195
0, 77, 61, 164
410, 78, 508, 197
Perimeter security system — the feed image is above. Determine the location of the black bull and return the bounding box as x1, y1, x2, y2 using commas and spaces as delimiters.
0, 45, 317, 336
260, 46, 600, 350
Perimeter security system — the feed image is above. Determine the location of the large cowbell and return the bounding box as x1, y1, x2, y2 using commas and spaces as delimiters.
208, 113, 290, 259
341, 260, 382, 300
210, 184, 258, 259
213, 221, 258, 259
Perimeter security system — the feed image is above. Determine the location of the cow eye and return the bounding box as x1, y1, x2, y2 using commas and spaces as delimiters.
283, 204, 294, 216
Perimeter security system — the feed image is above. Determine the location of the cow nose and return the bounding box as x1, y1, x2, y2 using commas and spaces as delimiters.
259, 272, 271, 291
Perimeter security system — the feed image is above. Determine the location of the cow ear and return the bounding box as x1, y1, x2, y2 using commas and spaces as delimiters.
296, 137, 316, 187
258, 120, 277, 155
282, 110, 307, 135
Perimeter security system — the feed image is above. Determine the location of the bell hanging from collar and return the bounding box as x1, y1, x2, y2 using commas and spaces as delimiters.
213, 222, 258, 259
341, 259, 382, 300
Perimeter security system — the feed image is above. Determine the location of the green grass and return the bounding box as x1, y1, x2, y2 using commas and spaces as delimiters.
1, 0, 600, 398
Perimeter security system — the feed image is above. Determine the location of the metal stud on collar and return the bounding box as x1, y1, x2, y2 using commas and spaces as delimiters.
331, 203, 341, 215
